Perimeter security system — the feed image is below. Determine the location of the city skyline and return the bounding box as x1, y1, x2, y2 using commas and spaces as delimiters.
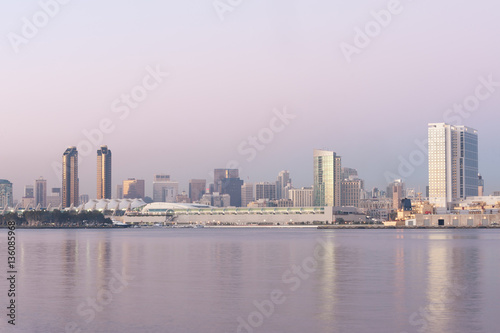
1, 1, 499, 199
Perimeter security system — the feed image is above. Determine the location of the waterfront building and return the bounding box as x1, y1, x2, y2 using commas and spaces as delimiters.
0, 179, 13, 208
200, 192, 230, 207
62, 146, 79, 208
189, 179, 206, 202
241, 183, 254, 207
386, 179, 404, 210
34, 177, 47, 208
123, 178, 145, 199
97, 145, 112, 199
313, 149, 341, 207
428, 123, 479, 208
289, 187, 313, 207
255, 182, 277, 200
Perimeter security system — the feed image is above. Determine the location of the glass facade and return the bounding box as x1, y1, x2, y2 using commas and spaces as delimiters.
313, 149, 341, 207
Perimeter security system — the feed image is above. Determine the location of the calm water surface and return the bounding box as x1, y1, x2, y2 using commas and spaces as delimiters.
1, 228, 499, 333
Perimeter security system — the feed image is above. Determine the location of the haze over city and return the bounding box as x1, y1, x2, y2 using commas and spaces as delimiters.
1, 0, 499, 199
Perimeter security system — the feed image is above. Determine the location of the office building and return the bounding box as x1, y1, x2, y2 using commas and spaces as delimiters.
276, 170, 292, 200
220, 177, 243, 207
341, 178, 364, 208
24, 185, 34, 198
428, 123, 479, 208
478, 174, 484, 196
62, 146, 79, 208
255, 182, 277, 200
214, 169, 239, 193
189, 179, 206, 202
289, 187, 313, 207
80, 194, 90, 205
34, 177, 47, 208
152, 175, 178, 202
97, 145, 112, 199
123, 178, 145, 199
341, 167, 358, 180
241, 183, 254, 207
313, 149, 341, 207
0, 179, 13, 208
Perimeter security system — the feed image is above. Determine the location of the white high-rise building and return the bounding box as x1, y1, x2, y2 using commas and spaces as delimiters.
289, 187, 313, 207
428, 123, 478, 208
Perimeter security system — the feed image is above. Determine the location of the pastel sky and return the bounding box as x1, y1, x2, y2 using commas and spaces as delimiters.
1, 0, 499, 200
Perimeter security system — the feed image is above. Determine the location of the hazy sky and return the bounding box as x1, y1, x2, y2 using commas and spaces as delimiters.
1, 0, 499, 200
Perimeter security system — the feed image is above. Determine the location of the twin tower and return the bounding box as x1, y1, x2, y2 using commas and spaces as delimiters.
62, 145, 111, 208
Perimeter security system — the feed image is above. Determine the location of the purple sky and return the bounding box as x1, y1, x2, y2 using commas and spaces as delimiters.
1, 0, 499, 200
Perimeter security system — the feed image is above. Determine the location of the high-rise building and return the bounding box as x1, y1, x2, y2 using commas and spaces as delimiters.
255, 182, 277, 200
116, 185, 123, 199
189, 179, 206, 202
62, 146, 79, 208
428, 123, 479, 208
313, 149, 341, 207
0, 179, 13, 208
220, 177, 243, 207
123, 178, 145, 199
24, 185, 34, 198
97, 145, 112, 199
341, 167, 358, 181
276, 170, 292, 200
241, 183, 254, 207
390, 179, 405, 210
34, 177, 47, 208
152, 175, 178, 202
341, 178, 364, 207
214, 169, 239, 193
289, 187, 313, 207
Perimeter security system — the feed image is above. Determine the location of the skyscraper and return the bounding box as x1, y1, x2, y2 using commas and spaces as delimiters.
189, 179, 206, 202
62, 146, 79, 208
123, 178, 145, 199
276, 170, 292, 200
214, 169, 239, 193
34, 177, 47, 208
0, 179, 13, 208
97, 145, 112, 199
241, 183, 254, 207
313, 149, 341, 207
428, 123, 479, 208
220, 177, 243, 207
255, 182, 277, 200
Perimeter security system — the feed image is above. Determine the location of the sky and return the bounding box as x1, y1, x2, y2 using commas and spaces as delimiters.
1, 0, 499, 200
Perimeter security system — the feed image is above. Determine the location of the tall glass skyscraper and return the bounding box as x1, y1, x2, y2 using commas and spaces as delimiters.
0, 179, 13, 208
62, 146, 79, 208
97, 145, 112, 199
428, 123, 478, 208
313, 149, 341, 207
